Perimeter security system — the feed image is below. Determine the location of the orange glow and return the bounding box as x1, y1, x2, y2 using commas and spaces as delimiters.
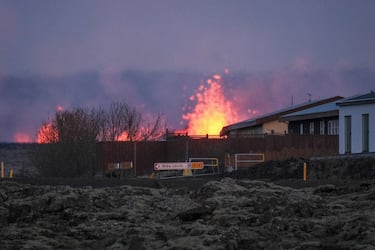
37, 122, 58, 143
13, 133, 33, 143
116, 131, 128, 141
182, 73, 239, 135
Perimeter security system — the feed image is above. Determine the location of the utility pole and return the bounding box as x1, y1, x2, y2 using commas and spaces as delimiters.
307, 93, 312, 102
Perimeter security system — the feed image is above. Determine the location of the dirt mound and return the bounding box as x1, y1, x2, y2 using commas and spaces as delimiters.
228, 158, 305, 180
1, 178, 375, 249
229, 157, 375, 181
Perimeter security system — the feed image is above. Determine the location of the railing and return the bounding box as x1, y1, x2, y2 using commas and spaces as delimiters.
165, 131, 223, 140
189, 157, 220, 175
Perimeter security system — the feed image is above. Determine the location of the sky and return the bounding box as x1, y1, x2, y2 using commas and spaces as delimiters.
1, 0, 375, 75
1, 0, 375, 142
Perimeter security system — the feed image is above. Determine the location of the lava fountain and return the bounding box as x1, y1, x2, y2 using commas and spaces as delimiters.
37, 121, 58, 143
36, 106, 63, 143
182, 73, 239, 136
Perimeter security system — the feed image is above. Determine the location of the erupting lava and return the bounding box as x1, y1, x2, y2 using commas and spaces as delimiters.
36, 105, 62, 143
13, 133, 33, 143
182, 74, 239, 135
37, 122, 58, 143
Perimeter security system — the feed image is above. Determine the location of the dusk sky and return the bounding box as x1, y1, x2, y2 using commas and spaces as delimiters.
1, 0, 375, 142
1, 0, 375, 74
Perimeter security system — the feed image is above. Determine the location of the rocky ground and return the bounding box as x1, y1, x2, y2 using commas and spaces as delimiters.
1, 176, 375, 250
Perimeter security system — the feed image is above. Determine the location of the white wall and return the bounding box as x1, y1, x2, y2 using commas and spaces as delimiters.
339, 103, 375, 154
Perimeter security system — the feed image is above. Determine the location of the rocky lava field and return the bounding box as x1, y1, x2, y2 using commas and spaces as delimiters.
1, 176, 375, 250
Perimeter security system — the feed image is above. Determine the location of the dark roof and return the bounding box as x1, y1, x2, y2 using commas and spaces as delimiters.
279, 98, 342, 122
220, 96, 342, 136
337, 91, 375, 106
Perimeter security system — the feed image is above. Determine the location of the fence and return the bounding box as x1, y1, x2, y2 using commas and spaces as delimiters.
0, 135, 339, 177
97, 134, 338, 176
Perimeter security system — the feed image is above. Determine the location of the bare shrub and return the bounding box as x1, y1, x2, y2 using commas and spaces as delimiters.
34, 101, 166, 177
34, 108, 101, 177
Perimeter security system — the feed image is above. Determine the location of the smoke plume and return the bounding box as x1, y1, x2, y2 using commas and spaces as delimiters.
0, 67, 374, 142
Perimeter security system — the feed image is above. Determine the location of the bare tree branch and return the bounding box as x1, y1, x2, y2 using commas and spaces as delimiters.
105, 101, 129, 141
125, 106, 141, 141
138, 113, 166, 141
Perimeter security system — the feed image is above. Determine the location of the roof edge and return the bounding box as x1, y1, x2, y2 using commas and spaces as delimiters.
279, 110, 338, 122
221, 95, 343, 136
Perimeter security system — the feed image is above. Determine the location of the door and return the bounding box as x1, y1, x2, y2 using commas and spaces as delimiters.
344, 116, 351, 153
362, 114, 369, 152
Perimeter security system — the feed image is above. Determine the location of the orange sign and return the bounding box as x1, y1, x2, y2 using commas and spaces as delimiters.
191, 162, 204, 169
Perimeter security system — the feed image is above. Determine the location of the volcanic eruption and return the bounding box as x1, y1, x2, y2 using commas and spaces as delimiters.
182, 73, 240, 136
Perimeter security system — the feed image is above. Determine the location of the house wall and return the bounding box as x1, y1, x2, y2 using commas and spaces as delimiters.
263, 120, 288, 135
339, 103, 375, 154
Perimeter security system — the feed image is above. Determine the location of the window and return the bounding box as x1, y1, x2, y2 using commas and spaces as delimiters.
319, 120, 325, 135
327, 120, 338, 135
300, 123, 304, 135
362, 114, 369, 152
344, 116, 351, 153
309, 122, 314, 135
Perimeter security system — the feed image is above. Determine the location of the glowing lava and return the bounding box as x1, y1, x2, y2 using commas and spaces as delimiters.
36, 106, 64, 143
37, 122, 58, 143
182, 74, 239, 135
13, 133, 33, 143
116, 131, 128, 141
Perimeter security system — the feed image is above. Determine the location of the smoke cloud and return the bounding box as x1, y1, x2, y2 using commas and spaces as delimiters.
0, 67, 374, 142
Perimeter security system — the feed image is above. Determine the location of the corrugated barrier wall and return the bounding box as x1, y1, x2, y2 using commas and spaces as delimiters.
97, 135, 338, 176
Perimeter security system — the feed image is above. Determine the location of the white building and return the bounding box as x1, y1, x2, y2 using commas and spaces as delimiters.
337, 91, 375, 154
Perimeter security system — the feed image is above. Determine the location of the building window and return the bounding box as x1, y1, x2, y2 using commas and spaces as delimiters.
327, 120, 338, 135
300, 123, 304, 135
319, 120, 325, 135
362, 114, 369, 152
309, 122, 314, 135
344, 116, 351, 153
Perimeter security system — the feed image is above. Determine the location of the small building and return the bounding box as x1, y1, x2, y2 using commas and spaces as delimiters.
279, 97, 343, 135
337, 91, 375, 154
220, 96, 342, 137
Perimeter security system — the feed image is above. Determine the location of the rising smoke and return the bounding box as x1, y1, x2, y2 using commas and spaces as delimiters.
0, 67, 374, 142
